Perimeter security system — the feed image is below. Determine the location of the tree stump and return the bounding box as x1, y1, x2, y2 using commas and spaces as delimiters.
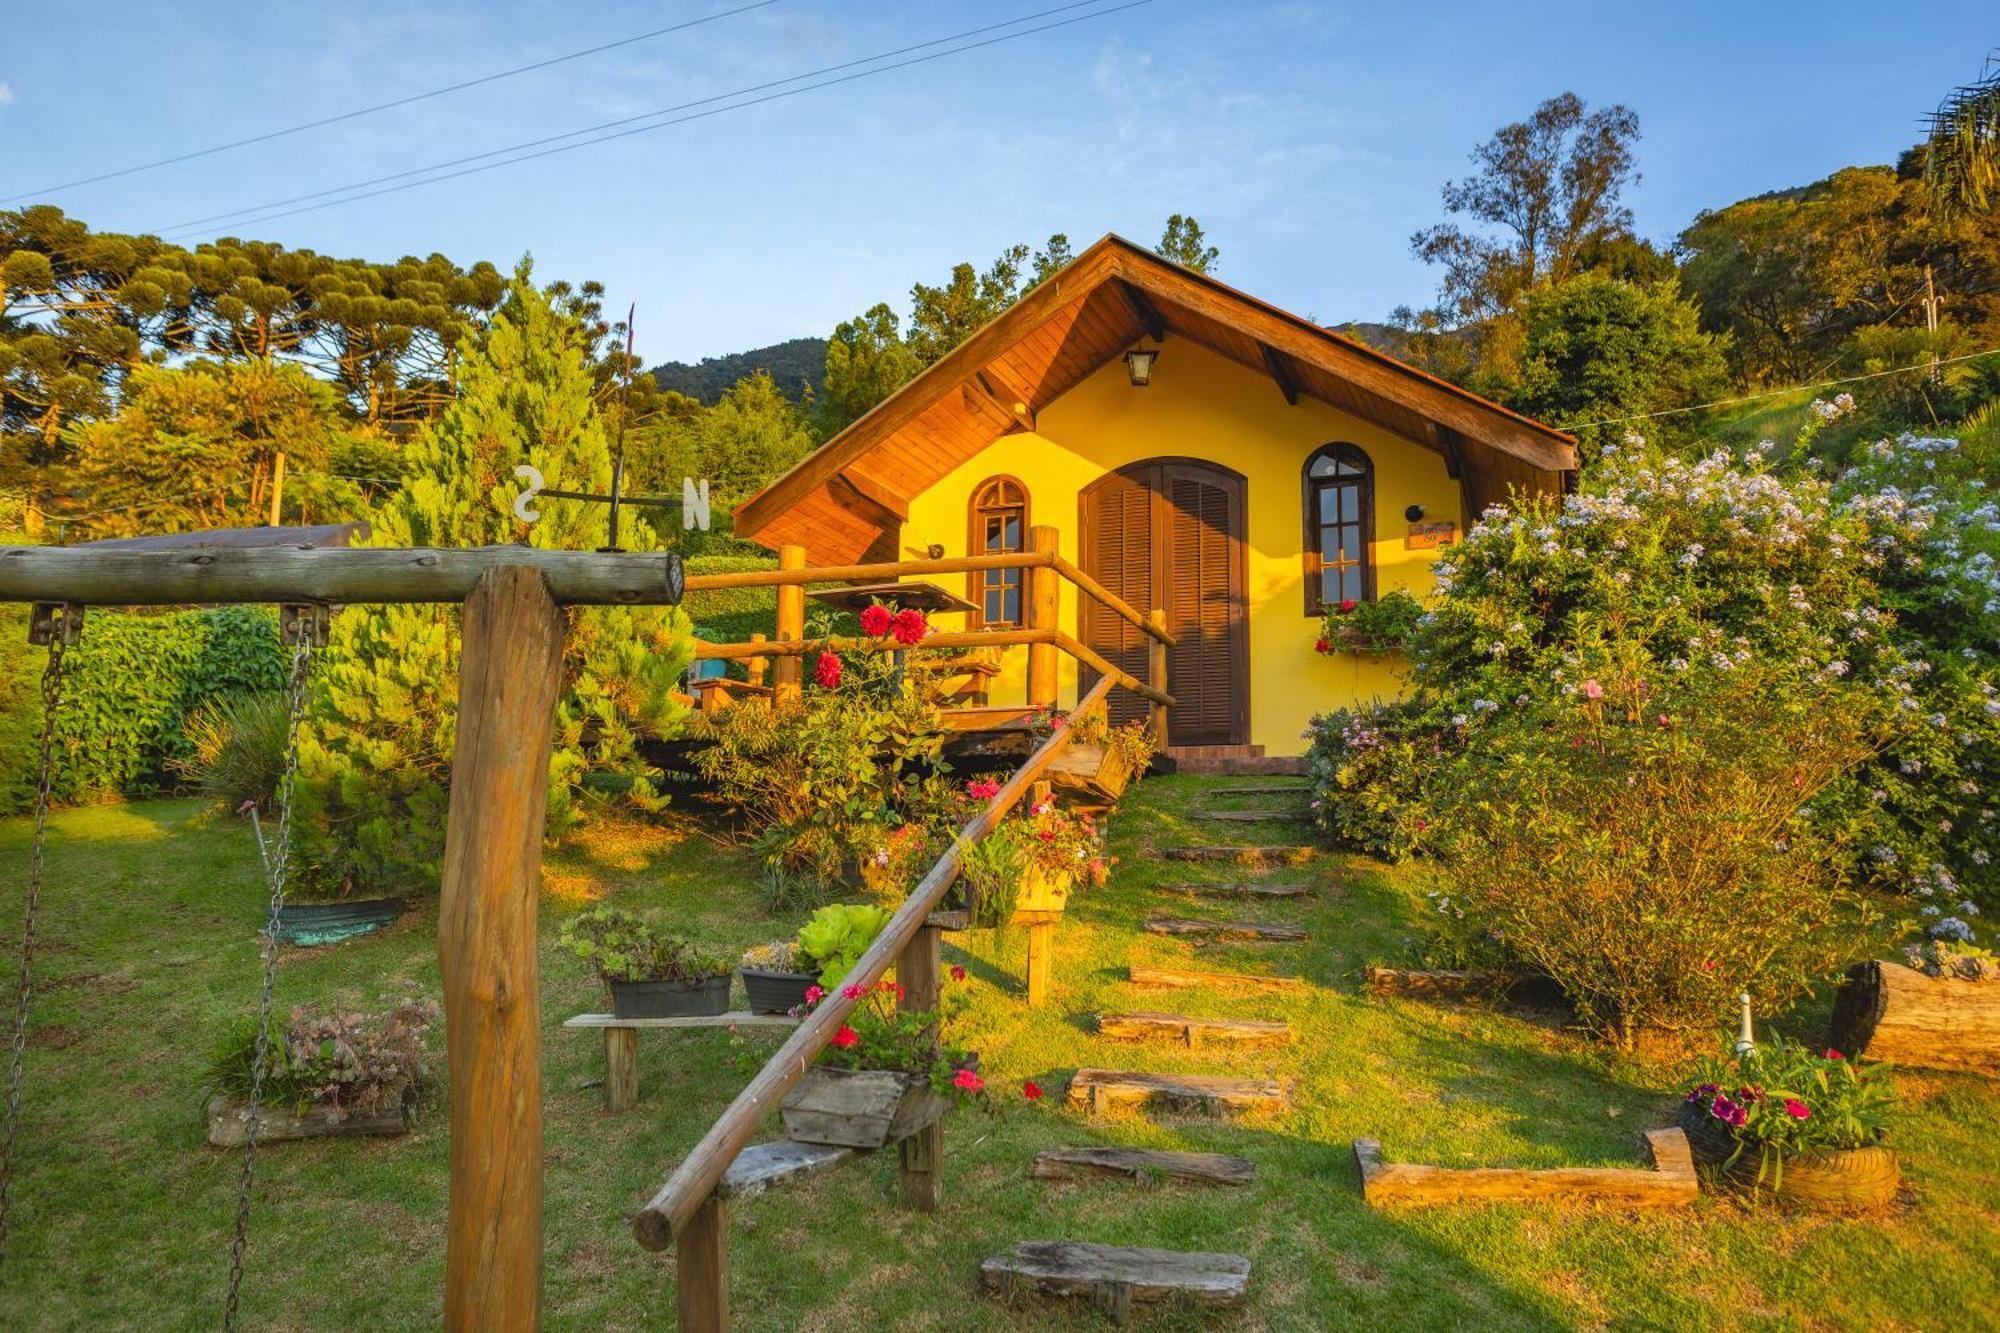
1827, 960, 2000, 1075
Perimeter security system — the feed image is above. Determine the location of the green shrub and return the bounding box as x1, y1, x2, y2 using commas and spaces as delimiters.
683, 553, 778, 647
558, 906, 730, 987
1303, 701, 1436, 859
174, 692, 292, 812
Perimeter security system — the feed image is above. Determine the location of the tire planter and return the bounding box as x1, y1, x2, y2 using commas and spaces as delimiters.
271, 897, 406, 947
779, 1064, 952, 1149
205, 1088, 415, 1148
740, 967, 819, 1016
1674, 1103, 1899, 1211
608, 973, 731, 1020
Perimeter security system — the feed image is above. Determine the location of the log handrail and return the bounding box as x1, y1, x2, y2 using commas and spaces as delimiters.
1049, 553, 1177, 646
630, 675, 1117, 1252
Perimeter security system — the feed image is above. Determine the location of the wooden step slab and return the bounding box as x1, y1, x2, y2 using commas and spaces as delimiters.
1206, 784, 1310, 795
1145, 915, 1306, 942
718, 1138, 856, 1200
1069, 1068, 1288, 1116
1129, 963, 1305, 992
1032, 1147, 1256, 1187
1097, 1011, 1291, 1046
1353, 1128, 1697, 1209
1162, 844, 1317, 867
1197, 809, 1307, 823
981, 1241, 1251, 1323
1158, 881, 1307, 900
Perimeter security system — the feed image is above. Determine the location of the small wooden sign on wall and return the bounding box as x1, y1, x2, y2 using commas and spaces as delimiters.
1406, 521, 1457, 550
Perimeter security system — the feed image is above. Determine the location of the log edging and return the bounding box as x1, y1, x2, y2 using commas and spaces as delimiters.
1353, 1127, 1697, 1209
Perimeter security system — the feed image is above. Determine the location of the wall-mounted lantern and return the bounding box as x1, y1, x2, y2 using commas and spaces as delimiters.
1124, 347, 1159, 387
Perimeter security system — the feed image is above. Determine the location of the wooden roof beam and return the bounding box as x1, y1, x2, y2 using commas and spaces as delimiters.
971, 369, 1036, 433
1258, 342, 1300, 407
828, 470, 909, 526
1117, 279, 1167, 342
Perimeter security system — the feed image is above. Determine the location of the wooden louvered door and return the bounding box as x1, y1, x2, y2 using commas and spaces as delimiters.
1080, 459, 1247, 746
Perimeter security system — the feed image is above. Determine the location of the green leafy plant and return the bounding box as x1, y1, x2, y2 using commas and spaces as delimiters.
206, 999, 438, 1118
1315, 588, 1425, 656
173, 691, 291, 813
558, 906, 730, 987
794, 903, 893, 987
1304, 700, 1440, 859
1683, 1034, 1898, 1191
959, 821, 1032, 927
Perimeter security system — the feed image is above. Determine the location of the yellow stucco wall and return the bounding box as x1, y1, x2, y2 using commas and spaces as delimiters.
905, 338, 1459, 755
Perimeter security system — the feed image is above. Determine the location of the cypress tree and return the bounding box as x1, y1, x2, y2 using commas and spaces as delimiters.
297, 264, 690, 893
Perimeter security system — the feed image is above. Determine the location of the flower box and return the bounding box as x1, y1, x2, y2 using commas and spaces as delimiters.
1673, 1102, 1900, 1211
740, 967, 818, 1016
608, 973, 732, 1020
1011, 865, 1072, 921
779, 1065, 950, 1149
1048, 741, 1134, 802
205, 1088, 415, 1148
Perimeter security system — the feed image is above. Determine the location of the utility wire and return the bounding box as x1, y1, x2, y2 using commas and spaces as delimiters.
156, 0, 1150, 238
1557, 345, 2000, 431
2, 0, 787, 204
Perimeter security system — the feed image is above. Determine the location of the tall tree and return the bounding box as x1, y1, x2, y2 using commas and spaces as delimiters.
1924, 55, 2000, 220
1157, 214, 1220, 273
820, 303, 922, 431
297, 264, 691, 893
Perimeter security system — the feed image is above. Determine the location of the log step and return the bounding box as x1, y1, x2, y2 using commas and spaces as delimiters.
1097, 1011, 1291, 1046
1161, 845, 1317, 867
1196, 809, 1306, 823
1069, 1067, 1288, 1117
1352, 1128, 1697, 1209
718, 1138, 856, 1200
1128, 964, 1305, 992
1158, 881, 1307, 900
1205, 784, 1310, 796
980, 1240, 1251, 1322
1032, 1147, 1256, 1187
1145, 915, 1306, 942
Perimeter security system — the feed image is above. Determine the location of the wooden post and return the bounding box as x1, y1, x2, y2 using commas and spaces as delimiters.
773, 543, 806, 704
1027, 525, 1059, 710
604, 1028, 639, 1112
897, 924, 944, 1211
745, 631, 768, 688
267, 451, 286, 527
676, 1194, 730, 1333
438, 566, 567, 1332
1024, 776, 1055, 1008
1146, 607, 1169, 750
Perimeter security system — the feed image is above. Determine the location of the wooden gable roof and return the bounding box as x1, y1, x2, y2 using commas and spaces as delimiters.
734, 235, 1578, 561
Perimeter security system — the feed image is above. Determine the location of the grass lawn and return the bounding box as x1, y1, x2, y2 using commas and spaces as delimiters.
1, 777, 1997, 1330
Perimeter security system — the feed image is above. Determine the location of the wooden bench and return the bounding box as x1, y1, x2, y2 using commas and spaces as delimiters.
563, 1012, 798, 1112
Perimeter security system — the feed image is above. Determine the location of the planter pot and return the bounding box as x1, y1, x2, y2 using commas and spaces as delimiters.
740, 967, 819, 1016
779, 1064, 952, 1149
271, 897, 406, 947
1048, 742, 1133, 802
608, 973, 731, 1020
205, 1087, 415, 1148
1674, 1103, 1899, 1210
1010, 866, 1072, 921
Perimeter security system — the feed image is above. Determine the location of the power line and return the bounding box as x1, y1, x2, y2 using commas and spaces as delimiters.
2, 0, 786, 205
155, 0, 1150, 239
1556, 345, 2000, 431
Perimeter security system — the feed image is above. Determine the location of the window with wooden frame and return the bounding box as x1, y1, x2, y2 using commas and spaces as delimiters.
1302, 444, 1374, 613
967, 476, 1029, 627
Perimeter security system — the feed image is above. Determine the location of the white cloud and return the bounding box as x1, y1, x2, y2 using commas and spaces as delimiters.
0, 83, 14, 107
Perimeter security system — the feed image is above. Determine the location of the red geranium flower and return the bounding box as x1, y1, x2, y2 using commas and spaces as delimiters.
1314, 637, 1331, 654
891, 607, 930, 645
841, 983, 867, 1000
859, 603, 892, 637
967, 778, 1002, 801
1824, 1048, 1843, 1060
831, 1025, 859, 1049
949, 965, 967, 982
814, 651, 843, 688
952, 1068, 985, 1093
1022, 1080, 1044, 1100
1339, 598, 1358, 613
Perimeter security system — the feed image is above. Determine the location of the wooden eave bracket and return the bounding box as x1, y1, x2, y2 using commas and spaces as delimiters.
969, 368, 1036, 433
828, 469, 910, 526
1257, 342, 1300, 407
1117, 279, 1167, 342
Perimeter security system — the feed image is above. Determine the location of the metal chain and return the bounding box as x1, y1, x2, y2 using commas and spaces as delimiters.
221, 632, 314, 1331
0, 622, 71, 1263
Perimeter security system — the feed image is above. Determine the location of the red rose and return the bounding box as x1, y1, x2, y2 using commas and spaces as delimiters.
891, 607, 930, 645
1314, 637, 1331, 654
1022, 1080, 1044, 1100
814, 651, 843, 688
859, 603, 892, 637
831, 1025, 859, 1049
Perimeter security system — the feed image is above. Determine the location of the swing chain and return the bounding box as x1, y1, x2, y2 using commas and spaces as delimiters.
0, 604, 80, 1261
221, 627, 315, 1330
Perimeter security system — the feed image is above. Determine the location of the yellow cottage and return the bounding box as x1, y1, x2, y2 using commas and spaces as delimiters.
734, 236, 1577, 764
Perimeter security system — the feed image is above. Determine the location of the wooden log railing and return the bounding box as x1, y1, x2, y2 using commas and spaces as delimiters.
631, 675, 1117, 1276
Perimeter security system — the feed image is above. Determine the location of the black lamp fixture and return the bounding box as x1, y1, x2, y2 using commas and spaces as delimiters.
1404, 503, 1426, 523
1124, 346, 1159, 387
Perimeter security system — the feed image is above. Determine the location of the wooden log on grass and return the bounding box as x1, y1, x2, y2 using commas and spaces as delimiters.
1353, 1128, 1696, 1209
1827, 959, 2000, 1074
1032, 1147, 1255, 1187
1127, 964, 1304, 993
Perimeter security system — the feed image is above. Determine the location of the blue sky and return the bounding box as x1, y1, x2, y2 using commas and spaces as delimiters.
1, 1, 1991, 363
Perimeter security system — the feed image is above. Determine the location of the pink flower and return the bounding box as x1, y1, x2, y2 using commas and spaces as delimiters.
1022, 1080, 1044, 1100
859, 604, 892, 637
1709, 1094, 1746, 1128
1582, 679, 1604, 700
236, 798, 258, 815
952, 1068, 985, 1093
841, 983, 866, 1000
1783, 1098, 1811, 1120
967, 779, 1002, 801
830, 1025, 859, 1049
813, 651, 843, 688
803, 985, 825, 1004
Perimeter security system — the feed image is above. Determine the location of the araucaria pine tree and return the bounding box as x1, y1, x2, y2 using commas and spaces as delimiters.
297, 265, 691, 893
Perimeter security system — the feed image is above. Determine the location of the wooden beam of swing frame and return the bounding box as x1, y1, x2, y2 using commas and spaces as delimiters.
0, 544, 687, 607
629, 674, 1117, 1253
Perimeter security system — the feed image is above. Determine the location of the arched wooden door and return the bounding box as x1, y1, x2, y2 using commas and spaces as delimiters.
1079, 459, 1248, 747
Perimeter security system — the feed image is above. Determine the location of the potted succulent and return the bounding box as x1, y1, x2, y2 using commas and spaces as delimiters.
1676, 1033, 1901, 1210
559, 906, 733, 1020
779, 976, 986, 1149
793, 902, 894, 988
205, 999, 438, 1147
739, 940, 820, 1016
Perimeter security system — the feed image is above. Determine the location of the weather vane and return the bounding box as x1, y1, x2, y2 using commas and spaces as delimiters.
510, 305, 711, 549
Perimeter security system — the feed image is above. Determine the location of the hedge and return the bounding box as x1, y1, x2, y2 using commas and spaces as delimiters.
0, 604, 286, 814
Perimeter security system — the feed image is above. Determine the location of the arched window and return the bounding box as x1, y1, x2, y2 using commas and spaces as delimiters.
1302, 444, 1373, 612
968, 476, 1029, 626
